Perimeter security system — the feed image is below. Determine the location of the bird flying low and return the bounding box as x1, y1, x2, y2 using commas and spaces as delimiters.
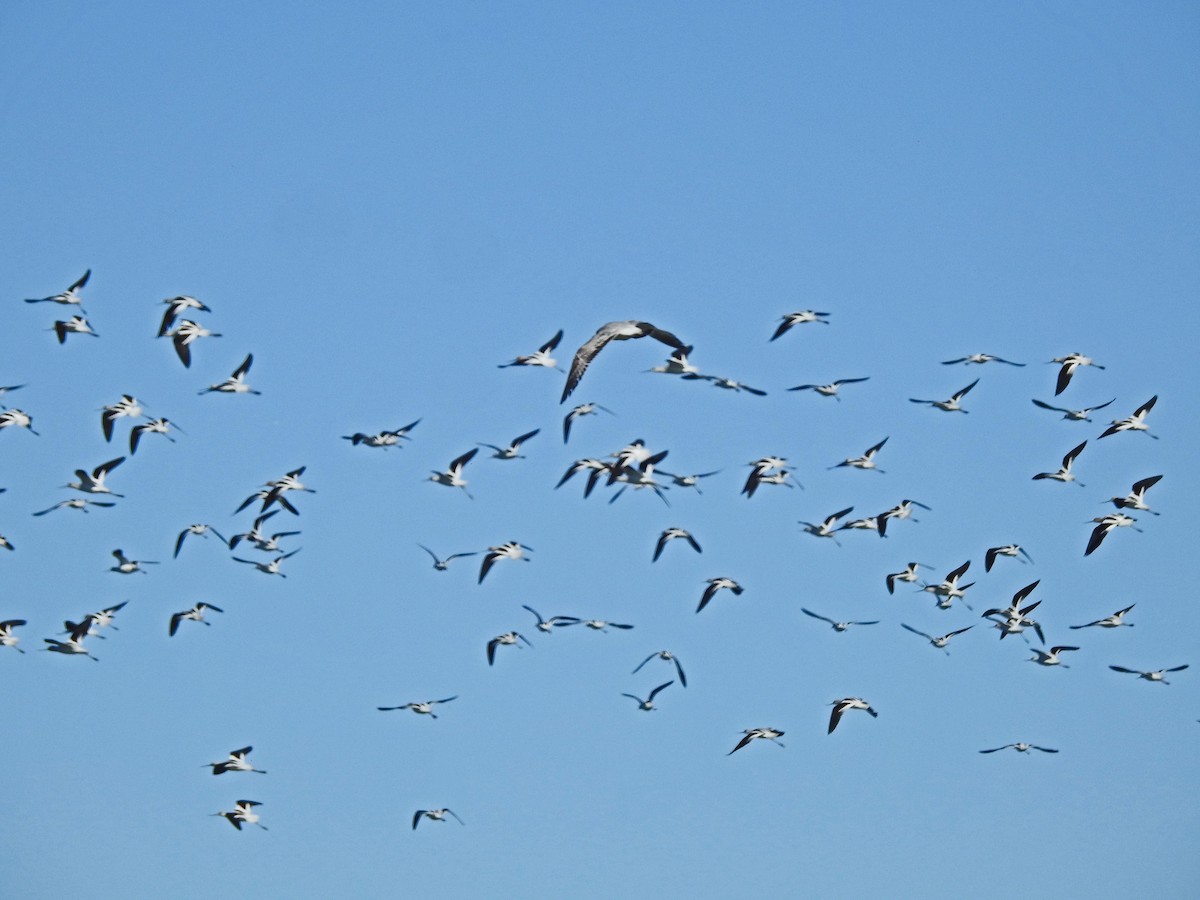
561, 321, 689, 403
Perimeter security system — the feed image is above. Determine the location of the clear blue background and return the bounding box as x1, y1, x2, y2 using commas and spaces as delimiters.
1, 2, 1196, 897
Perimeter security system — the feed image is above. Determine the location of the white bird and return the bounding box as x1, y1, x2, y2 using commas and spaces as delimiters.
228, 512, 299, 552
728, 728, 785, 755
1070, 604, 1135, 630
562, 403, 614, 444
418, 544, 479, 572
1109, 664, 1188, 685
0, 619, 27, 653
377, 697, 458, 719
1099, 395, 1158, 440
920, 560, 976, 610
25, 270, 90, 312
900, 623, 973, 653
478, 541, 532, 584
880, 499, 931, 528
574, 619, 634, 632
157, 295, 211, 337
681, 373, 768, 396
213, 800, 267, 831
429, 448, 478, 499
521, 605, 580, 633
232, 548, 301, 577
479, 428, 540, 460
110, 549, 158, 574
555, 458, 612, 498
981, 581, 1044, 643
1085, 513, 1141, 556
622, 681, 673, 711
799, 506, 854, 544
646, 346, 700, 376
980, 743, 1058, 754
486, 631, 532, 665
1029, 645, 1079, 667
206, 747, 267, 776
606, 449, 671, 506
697, 577, 743, 613
741, 457, 800, 499
32, 498, 116, 516
652, 527, 702, 562
52, 315, 99, 342
200, 354, 260, 395
984, 544, 1034, 572
42, 619, 98, 661
169, 602, 224, 636
1032, 440, 1087, 486
412, 808, 464, 830
941, 353, 1024, 366
828, 698, 878, 734
0, 409, 38, 436
632, 651, 687, 687
174, 524, 228, 558
165, 319, 222, 367
787, 377, 869, 401
830, 437, 888, 473
81, 602, 127, 639
886, 562, 934, 595
499, 329, 563, 369
656, 469, 720, 494
65, 457, 125, 497
1050, 353, 1104, 395
561, 321, 689, 403
909, 378, 978, 412
1031, 397, 1115, 422
129, 418, 180, 455
802, 608, 880, 632
100, 395, 143, 442
343, 419, 421, 449
1107, 475, 1162, 516
770, 310, 829, 340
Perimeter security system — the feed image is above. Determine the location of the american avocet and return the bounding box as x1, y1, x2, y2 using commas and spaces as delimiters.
830, 437, 888, 473
622, 681, 673, 711
909, 378, 978, 412
0, 408, 38, 436
42, 619, 97, 661
941, 353, 1024, 366
1029, 645, 1079, 667
561, 321, 688, 402
682, 373, 768, 396
169, 602, 223, 636
646, 346, 700, 376
157, 295, 211, 337
430, 448, 478, 499
342, 419, 421, 449
981, 581, 1044, 643
478, 541, 532, 584
0, 618, 27, 653
1032, 440, 1087, 486
65, 457, 125, 496
799, 506, 854, 544
486, 631, 532, 665
1085, 513, 1140, 556
32, 498, 115, 515
1108, 664, 1188, 685
206, 747, 266, 775
52, 315, 99, 343
728, 728, 785, 755
770, 310, 829, 340
129, 418, 180, 455
228, 512, 299, 552
1050, 353, 1104, 395
25, 270, 90, 312
920, 561, 976, 609
1099, 395, 1158, 440
697, 577, 743, 613
213, 800, 267, 830
110, 549, 158, 574
632, 651, 687, 687
802, 609, 879, 632
652, 527, 702, 562
174, 524, 228, 558
900, 623, 973, 653
828, 698, 878, 734
984, 544, 1033, 572
499, 329, 563, 369
1070, 603, 1135, 630
100, 395, 143, 442
377, 697, 458, 718
1031, 397, 1115, 422
418, 544, 478, 571
232, 548, 300, 577
412, 808, 464, 829
166, 319, 222, 367
787, 377, 869, 401
562, 402, 614, 443
1107, 475, 1162, 516
479, 428, 540, 460
521, 605, 580, 633
656, 469, 720, 494
886, 562, 934, 594
200, 354, 260, 395
980, 742, 1057, 754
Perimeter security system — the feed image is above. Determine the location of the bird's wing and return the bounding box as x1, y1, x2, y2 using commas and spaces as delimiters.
561, 328, 619, 403
233, 354, 254, 378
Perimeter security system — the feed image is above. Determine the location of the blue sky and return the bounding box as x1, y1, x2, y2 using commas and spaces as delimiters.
1, 2, 1197, 897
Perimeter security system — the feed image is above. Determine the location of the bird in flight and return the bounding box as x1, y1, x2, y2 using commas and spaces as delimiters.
828, 698, 878, 734
980, 743, 1058, 755
377, 697, 458, 718
499, 329, 563, 369
621, 681, 674, 711
561, 321, 689, 402
770, 310, 829, 340
1049, 353, 1104, 395
909, 378, 978, 413
941, 353, 1023, 366
1031, 397, 1115, 422
412, 808, 464, 830
632, 650, 687, 687
728, 728, 785, 755
25, 270, 90, 312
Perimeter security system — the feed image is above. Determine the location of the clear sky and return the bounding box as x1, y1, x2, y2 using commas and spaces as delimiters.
1, 2, 1197, 898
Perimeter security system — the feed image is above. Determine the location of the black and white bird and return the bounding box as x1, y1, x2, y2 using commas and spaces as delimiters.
42, 619, 97, 661
0, 618, 27, 653
1099, 395, 1158, 440
909, 378, 978, 413
1107, 475, 1162, 516
1108, 664, 1188, 685
213, 800, 267, 831
478, 541, 532, 584
25, 270, 90, 312
429, 448, 479, 499
880, 499, 931, 530
418, 544, 478, 572
984, 544, 1034, 572
0, 383, 25, 407
652, 527, 702, 562
1070, 604, 1135, 630
522, 605, 580, 633
81, 602, 127, 639
1085, 513, 1141, 556
561, 321, 689, 402
100, 395, 143, 442
52, 315, 99, 343
129, 418, 180, 455
622, 681, 673, 711
169, 602, 223, 636
681, 373, 768, 396
377, 697, 458, 718
920, 560, 976, 609
32, 498, 116, 515
828, 698, 878, 734
886, 562, 934, 595
165, 319, 222, 367
412, 808, 464, 830
656, 469, 721, 494
787, 377, 869, 401
228, 512, 299, 553
206, 747, 266, 776
486, 631, 532, 665
174, 524, 228, 558
1032, 440, 1087, 486
900, 623, 974, 653
0, 408, 38, 436
980, 743, 1058, 755
200, 354, 260, 395
646, 346, 700, 376
799, 506, 854, 543
728, 728, 785, 755
499, 329, 564, 369
479, 428, 540, 460
632, 650, 687, 687
110, 549, 158, 574
343, 419, 421, 449
1031, 397, 1116, 422
941, 353, 1024, 366
1029, 645, 1080, 667
830, 437, 888, 473
561, 403, 614, 444
770, 310, 829, 340
1050, 353, 1104, 395
65, 457, 125, 497
697, 577, 743, 613
981, 581, 1044, 643
232, 548, 301, 577
157, 295, 211, 337
802, 608, 879, 632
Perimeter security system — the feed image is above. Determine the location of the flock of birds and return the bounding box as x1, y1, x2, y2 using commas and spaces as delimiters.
2, 272, 1184, 834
